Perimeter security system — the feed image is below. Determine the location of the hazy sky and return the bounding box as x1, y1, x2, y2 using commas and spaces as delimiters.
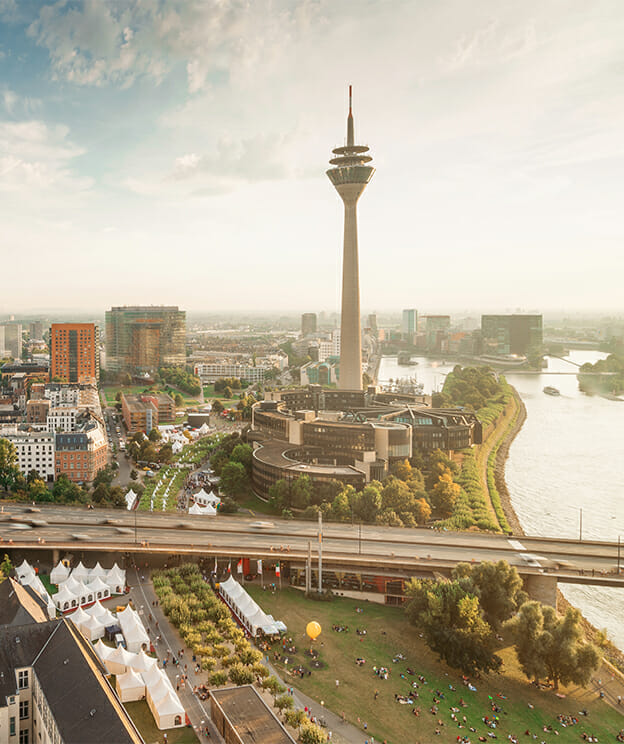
1, 0, 622, 315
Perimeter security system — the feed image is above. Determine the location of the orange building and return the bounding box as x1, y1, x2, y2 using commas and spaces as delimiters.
50, 323, 100, 384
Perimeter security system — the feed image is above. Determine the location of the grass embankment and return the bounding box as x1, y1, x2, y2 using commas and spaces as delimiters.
248, 586, 624, 744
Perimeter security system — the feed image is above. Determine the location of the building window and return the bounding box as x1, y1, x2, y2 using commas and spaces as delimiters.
10, 716, 16, 736
19, 730, 29, 744
18, 670, 29, 689
19, 700, 29, 719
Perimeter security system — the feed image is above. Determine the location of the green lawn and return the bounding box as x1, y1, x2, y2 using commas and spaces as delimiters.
237, 493, 276, 515
102, 385, 199, 408
246, 587, 624, 744
124, 700, 198, 744
39, 573, 58, 595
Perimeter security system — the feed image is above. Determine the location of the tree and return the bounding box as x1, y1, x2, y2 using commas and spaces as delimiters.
115, 391, 122, 401
29, 478, 51, 502
329, 490, 351, 521
413, 497, 431, 524
506, 602, 600, 689
174, 393, 184, 407
299, 722, 327, 744
453, 560, 528, 628
391, 458, 413, 481
148, 428, 162, 442
220, 461, 249, 498
430, 470, 460, 518
351, 483, 382, 523
268, 479, 290, 510
157, 443, 173, 463
405, 578, 502, 675
92, 482, 109, 503
381, 477, 414, 514
1, 553, 13, 580
130, 469, 138, 480
0, 438, 20, 492
211, 399, 224, 414
290, 475, 313, 510
231, 443, 253, 473
223, 386, 233, 399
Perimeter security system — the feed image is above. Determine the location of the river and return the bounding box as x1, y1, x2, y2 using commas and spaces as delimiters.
378, 352, 624, 649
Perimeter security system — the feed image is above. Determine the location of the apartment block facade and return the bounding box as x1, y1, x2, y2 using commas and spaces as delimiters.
50, 323, 99, 383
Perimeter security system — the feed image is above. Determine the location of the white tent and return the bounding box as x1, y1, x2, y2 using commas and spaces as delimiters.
125, 488, 138, 510
79, 614, 106, 642
106, 645, 137, 675
123, 622, 150, 654
219, 576, 283, 637
67, 605, 90, 628
59, 575, 82, 594
90, 561, 107, 579
86, 576, 111, 601
106, 565, 126, 594
127, 649, 158, 674
189, 502, 216, 516
193, 488, 220, 506
94, 639, 116, 669
16, 560, 33, 580
148, 689, 185, 730
198, 423, 210, 435
84, 599, 107, 618
50, 561, 70, 585
141, 665, 168, 689
72, 561, 89, 583
115, 668, 145, 702
171, 440, 183, 454
74, 581, 95, 607
55, 583, 79, 612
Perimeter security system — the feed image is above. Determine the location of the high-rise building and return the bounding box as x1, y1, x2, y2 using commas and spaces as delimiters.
0, 323, 22, 359
425, 315, 451, 352
50, 323, 99, 383
481, 314, 543, 355
367, 313, 378, 333
105, 306, 186, 373
327, 87, 374, 390
301, 313, 317, 337
29, 321, 44, 340
401, 309, 418, 340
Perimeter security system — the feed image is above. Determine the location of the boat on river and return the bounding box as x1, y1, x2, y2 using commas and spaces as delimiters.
543, 386, 560, 396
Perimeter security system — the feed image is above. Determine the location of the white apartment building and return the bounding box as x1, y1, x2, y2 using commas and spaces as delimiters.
0, 426, 55, 482
194, 362, 268, 384
46, 406, 79, 433
318, 329, 341, 362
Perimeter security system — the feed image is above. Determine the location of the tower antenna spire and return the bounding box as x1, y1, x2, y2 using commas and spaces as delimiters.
347, 84, 354, 147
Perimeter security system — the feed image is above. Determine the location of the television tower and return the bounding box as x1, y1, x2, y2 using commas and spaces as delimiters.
327, 86, 374, 390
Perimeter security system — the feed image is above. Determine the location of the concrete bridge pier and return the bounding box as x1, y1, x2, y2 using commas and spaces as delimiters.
524, 573, 557, 607
52, 548, 59, 566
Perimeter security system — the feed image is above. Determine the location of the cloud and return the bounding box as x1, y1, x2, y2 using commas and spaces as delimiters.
2, 88, 42, 116
28, 0, 324, 91
0, 118, 91, 193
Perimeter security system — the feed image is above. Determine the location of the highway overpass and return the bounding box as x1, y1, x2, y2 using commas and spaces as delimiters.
2, 503, 623, 606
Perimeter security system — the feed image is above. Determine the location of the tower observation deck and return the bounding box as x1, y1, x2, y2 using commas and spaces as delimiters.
327, 86, 375, 391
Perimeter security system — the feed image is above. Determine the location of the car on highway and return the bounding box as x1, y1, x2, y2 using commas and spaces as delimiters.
249, 520, 275, 529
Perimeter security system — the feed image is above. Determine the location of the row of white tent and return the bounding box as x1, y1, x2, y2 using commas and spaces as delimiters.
219, 576, 286, 637
94, 641, 185, 729
50, 560, 126, 590
188, 487, 220, 516
15, 561, 57, 619
117, 604, 150, 653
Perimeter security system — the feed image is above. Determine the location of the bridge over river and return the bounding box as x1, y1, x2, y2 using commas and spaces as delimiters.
2, 504, 622, 606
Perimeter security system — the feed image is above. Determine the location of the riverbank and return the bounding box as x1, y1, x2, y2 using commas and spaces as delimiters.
494, 384, 624, 671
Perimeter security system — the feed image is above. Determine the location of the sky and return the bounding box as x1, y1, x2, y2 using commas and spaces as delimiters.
1, 0, 623, 316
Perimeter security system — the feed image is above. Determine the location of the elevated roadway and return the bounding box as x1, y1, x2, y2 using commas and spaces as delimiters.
1, 504, 623, 600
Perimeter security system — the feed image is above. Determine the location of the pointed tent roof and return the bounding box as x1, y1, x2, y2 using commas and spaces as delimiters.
71, 561, 89, 582
128, 649, 158, 673
84, 599, 107, 618
117, 667, 145, 692
81, 614, 105, 634
67, 605, 90, 626
60, 575, 82, 594
154, 690, 185, 716
54, 583, 78, 606
148, 676, 174, 704
189, 502, 216, 516
86, 576, 110, 594
141, 665, 167, 688
50, 561, 70, 585
108, 645, 137, 668
94, 638, 116, 662
90, 561, 107, 578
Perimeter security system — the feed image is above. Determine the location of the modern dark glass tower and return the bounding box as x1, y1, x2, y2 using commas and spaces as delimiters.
327, 86, 374, 390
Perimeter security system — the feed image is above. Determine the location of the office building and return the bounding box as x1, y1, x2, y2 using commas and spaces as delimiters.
29, 322, 44, 341
301, 313, 317, 337
424, 315, 451, 352
121, 392, 175, 434
105, 306, 186, 374
367, 313, 378, 333
50, 323, 99, 383
210, 685, 296, 744
401, 309, 418, 341
0, 324, 22, 359
481, 314, 543, 355
327, 87, 374, 390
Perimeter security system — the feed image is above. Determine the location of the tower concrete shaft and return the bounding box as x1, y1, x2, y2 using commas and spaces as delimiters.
327, 86, 374, 390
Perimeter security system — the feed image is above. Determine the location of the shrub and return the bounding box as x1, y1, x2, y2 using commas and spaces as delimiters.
200, 656, 216, 672
209, 671, 228, 687
252, 662, 269, 679
274, 694, 294, 711
229, 663, 255, 686
283, 709, 306, 728
299, 721, 327, 744
261, 675, 284, 694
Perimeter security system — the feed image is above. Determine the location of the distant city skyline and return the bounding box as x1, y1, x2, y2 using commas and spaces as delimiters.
1, 1, 623, 313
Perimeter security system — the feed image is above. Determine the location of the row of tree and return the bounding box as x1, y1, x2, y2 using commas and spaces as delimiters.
405, 560, 600, 689
159, 366, 202, 397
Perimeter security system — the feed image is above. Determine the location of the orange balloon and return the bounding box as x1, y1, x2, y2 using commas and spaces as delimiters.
306, 621, 322, 640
